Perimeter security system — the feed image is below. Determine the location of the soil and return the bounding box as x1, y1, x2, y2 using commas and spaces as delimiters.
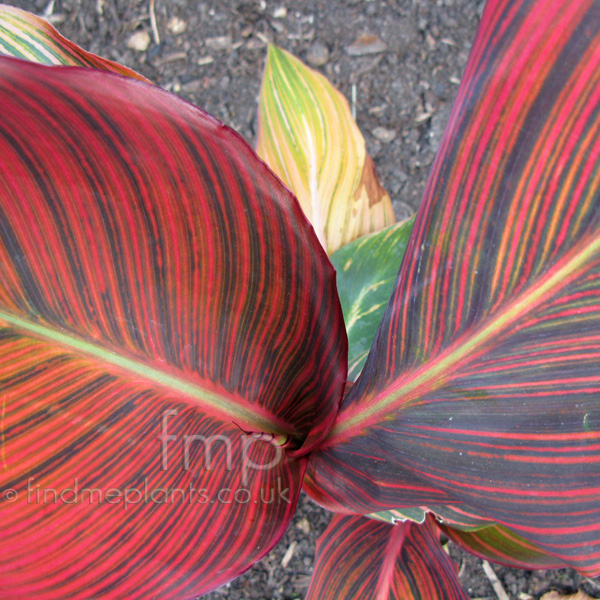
7, 0, 600, 598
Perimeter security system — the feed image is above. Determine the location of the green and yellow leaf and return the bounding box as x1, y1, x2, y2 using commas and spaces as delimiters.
369, 503, 495, 529
0, 4, 148, 80
368, 507, 428, 525
331, 219, 414, 380
257, 44, 395, 254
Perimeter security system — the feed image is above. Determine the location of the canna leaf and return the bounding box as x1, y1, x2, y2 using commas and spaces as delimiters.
441, 523, 566, 570
257, 44, 395, 254
369, 504, 496, 529
306, 0, 600, 576
369, 507, 428, 525
331, 219, 414, 380
0, 4, 148, 81
306, 514, 469, 600
0, 57, 346, 599
430, 505, 496, 531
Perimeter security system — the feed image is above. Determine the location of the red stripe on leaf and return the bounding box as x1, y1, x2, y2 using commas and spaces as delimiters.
0, 57, 346, 599
442, 523, 566, 570
306, 0, 600, 576
306, 514, 469, 600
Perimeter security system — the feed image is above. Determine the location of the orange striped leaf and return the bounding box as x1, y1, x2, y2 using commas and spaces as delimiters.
0, 57, 346, 599
306, 514, 469, 600
306, 0, 600, 576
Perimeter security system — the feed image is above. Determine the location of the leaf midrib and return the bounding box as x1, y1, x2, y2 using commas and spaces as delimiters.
329, 232, 600, 444
0, 308, 292, 436
376, 522, 407, 600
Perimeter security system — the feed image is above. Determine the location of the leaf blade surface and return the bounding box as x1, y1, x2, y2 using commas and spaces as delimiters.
306, 0, 600, 575
0, 57, 346, 599
257, 45, 395, 253
0, 4, 148, 80
306, 514, 469, 600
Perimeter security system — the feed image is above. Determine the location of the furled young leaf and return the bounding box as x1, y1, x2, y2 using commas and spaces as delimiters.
306, 514, 469, 600
0, 4, 148, 80
441, 523, 566, 570
306, 0, 600, 576
0, 57, 347, 599
257, 44, 395, 253
331, 219, 414, 380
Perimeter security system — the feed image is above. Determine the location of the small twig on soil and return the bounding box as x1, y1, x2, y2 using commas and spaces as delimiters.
482, 560, 510, 600
281, 541, 297, 568
42, 0, 55, 17
149, 0, 160, 45
584, 576, 600, 591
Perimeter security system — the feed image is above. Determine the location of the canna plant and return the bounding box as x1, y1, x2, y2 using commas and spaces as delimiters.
0, 0, 599, 599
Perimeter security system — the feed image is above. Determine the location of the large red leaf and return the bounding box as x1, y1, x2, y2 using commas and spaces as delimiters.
306, 0, 600, 576
306, 514, 469, 600
0, 57, 347, 599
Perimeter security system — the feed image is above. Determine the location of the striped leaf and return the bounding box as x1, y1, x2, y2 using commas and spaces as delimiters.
0, 4, 148, 80
441, 523, 566, 570
0, 57, 346, 599
331, 219, 414, 380
257, 45, 395, 253
369, 507, 428, 525
306, 0, 600, 576
306, 514, 469, 600
430, 505, 496, 531
368, 504, 494, 529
